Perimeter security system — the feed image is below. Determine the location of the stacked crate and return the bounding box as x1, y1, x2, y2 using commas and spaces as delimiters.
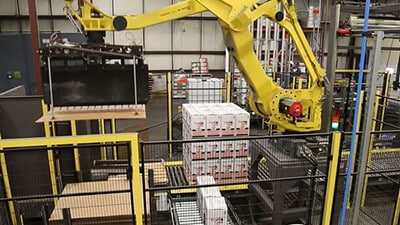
192, 57, 209, 74
196, 176, 228, 225
187, 78, 224, 103
182, 103, 250, 182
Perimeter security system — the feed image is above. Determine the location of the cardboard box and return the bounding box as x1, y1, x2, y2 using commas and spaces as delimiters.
234, 157, 248, 178
221, 112, 235, 136
220, 141, 235, 158
206, 159, 220, 177
184, 142, 207, 160
206, 112, 222, 136
235, 140, 249, 157
199, 57, 208, 63
188, 160, 207, 177
198, 186, 221, 221
204, 196, 228, 225
219, 158, 234, 179
197, 175, 216, 186
182, 105, 207, 137
206, 141, 220, 154
155, 191, 169, 211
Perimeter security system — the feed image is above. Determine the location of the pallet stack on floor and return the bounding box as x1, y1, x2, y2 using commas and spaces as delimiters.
182, 103, 250, 183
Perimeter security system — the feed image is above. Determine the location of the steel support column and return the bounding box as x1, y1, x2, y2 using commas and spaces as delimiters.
28, 0, 43, 95
322, 3, 340, 132
351, 31, 384, 225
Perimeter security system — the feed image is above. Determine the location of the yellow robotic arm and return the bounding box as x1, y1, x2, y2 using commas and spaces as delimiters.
64, 0, 326, 132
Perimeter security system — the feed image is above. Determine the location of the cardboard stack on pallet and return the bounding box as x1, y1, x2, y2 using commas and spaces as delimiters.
192, 57, 209, 74
196, 176, 228, 225
187, 77, 224, 103
182, 103, 250, 182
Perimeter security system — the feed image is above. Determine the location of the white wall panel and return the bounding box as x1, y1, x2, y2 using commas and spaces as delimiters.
37, 0, 50, 15
112, 30, 144, 45
145, 55, 172, 70
92, 0, 112, 14
38, 20, 52, 32
18, 0, 28, 15
53, 20, 78, 33
51, 0, 76, 15
0, 1, 17, 15
173, 20, 200, 51
114, 0, 143, 15
145, 23, 171, 50
201, 21, 224, 51
173, 54, 200, 70
144, 0, 171, 12
0, 21, 20, 32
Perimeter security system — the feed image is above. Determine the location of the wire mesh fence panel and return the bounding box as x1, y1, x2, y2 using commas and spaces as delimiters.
338, 131, 400, 225
0, 142, 136, 225
141, 133, 334, 225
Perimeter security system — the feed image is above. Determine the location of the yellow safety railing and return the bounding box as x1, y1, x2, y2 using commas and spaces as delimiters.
0, 133, 143, 225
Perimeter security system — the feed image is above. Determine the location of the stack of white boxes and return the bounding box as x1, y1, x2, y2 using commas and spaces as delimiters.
183, 103, 250, 182
187, 78, 224, 103
197, 176, 228, 225
192, 57, 209, 74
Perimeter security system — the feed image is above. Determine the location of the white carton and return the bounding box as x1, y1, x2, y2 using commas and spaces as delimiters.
234, 157, 248, 178
235, 140, 249, 157
220, 158, 234, 179
220, 140, 235, 158
182, 104, 207, 137
197, 175, 216, 186
155, 191, 169, 211
221, 109, 235, 136
198, 186, 221, 221
206, 159, 220, 177
188, 160, 207, 178
206, 111, 222, 136
206, 141, 220, 159
204, 196, 228, 225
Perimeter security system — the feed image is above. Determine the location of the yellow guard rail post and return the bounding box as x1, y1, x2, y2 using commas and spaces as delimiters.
322, 132, 341, 225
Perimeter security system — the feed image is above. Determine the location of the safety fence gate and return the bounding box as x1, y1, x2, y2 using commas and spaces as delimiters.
0, 134, 143, 225
140, 132, 341, 225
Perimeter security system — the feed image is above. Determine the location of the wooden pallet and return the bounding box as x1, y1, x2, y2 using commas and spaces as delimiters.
144, 162, 169, 186
48, 180, 142, 225
37, 104, 146, 122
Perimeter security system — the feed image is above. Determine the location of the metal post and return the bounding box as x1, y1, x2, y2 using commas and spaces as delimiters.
322, 132, 341, 225
322, 3, 340, 132
62, 208, 72, 225
133, 55, 138, 114
149, 169, 156, 224
339, 1, 372, 224
351, 31, 383, 225
225, 72, 231, 103
130, 135, 143, 225
393, 184, 400, 225
70, 120, 82, 182
47, 56, 55, 120
28, 0, 43, 94
41, 101, 58, 204
0, 134, 17, 225
167, 72, 173, 158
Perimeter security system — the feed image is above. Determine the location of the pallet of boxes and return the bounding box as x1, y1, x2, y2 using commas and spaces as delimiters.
182, 103, 249, 184
196, 175, 228, 225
